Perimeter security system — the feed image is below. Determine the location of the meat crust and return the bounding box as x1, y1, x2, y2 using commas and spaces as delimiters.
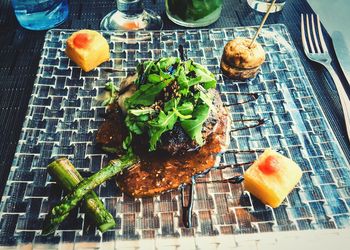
96, 109, 127, 151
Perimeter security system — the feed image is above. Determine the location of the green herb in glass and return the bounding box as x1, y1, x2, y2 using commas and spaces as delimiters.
165, 0, 223, 27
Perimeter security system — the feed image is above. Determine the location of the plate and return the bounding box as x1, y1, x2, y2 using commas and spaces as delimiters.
0, 24, 349, 247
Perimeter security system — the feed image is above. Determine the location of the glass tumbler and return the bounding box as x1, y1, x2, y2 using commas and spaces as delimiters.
100, 0, 163, 31
12, 0, 69, 30
247, 0, 286, 13
165, 0, 223, 28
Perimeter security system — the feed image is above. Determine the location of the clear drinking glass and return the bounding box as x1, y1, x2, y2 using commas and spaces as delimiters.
100, 0, 163, 31
165, 0, 223, 28
247, 0, 286, 13
12, 0, 68, 30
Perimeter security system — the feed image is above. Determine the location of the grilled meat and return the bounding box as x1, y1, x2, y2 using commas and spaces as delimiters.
158, 90, 222, 155
158, 124, 198, 154
96, 74, 229, 197
116, 94, 228, 197
96, 109, 127, 152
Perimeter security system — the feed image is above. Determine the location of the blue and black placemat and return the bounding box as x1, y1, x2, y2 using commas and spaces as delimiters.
0, 0, 349, 226
0, 24, 349, 247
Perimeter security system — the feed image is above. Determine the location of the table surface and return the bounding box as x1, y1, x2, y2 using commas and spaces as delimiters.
0, 0, 350, 243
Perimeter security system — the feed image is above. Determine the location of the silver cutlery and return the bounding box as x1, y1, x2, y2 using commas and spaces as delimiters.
301, 13, 350, 142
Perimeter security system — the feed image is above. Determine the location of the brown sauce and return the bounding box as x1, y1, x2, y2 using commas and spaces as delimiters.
115, 104, 229, 197
223, 92, 259, 106
101, 54, 267, 227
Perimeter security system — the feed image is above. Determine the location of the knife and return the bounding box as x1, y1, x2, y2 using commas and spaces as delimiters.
332, 31, 350, 89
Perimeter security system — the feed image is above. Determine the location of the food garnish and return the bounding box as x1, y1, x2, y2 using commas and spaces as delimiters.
73, 33, 92, 48
122, 57, 217, 151
65, 29, 110, 72
102, 81, 119, 106
244, 149, 302, 208
43, 57, 224, 234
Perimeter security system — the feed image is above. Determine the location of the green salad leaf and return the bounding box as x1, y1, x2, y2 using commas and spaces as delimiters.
125, 113, 149, 135
175, 67, 190, 95
126, 77, 172, 108
157, 57, 180, 71
177, 102, 194, 116
128, 107, 156, 116
102, 82, 119, 106
148, 111, 177, 151
192, 62, 216, 89
180, 104, 210, 146
122, 57, 217, 151
164, 98, 179, 112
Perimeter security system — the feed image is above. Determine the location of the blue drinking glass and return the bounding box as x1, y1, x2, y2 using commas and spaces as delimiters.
12, 0, 69, 30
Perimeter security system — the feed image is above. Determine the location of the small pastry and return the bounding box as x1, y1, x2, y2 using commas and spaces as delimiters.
243, 149, 302, 208
221, 37, 265, 80
65, 29, 110, 72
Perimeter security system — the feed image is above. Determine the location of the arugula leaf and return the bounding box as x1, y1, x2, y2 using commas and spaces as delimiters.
148, 111, 177, 151
164, 98, 179, 112
176, 66, 190, 95
164, 100, 193, 118
196, 85, 215, 111
126, 78, 172, 108
128, 107, 156, 116
157, 57, 180, 71
189, 62, 216, 89
148, 74, 163, 83
173, 108, 191, 120
180, 104, 210, 146
193, 67, 216, 89
192, 62, 215, 78
135, 61, 156, 86
177, 102, 194, 116
125, 114, 149, 135
188, 76, 202, 87
199, 91, 215, 111
102, 82, 119, 106
183, 60, 193, 74
122, 58, 217, 152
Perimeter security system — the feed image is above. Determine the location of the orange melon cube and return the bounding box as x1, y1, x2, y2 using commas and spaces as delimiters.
243, 149, 302, 208
65, 29, 110, 72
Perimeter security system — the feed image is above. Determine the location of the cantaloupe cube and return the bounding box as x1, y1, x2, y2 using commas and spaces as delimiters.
244, 149, 302, 208
65, 30, 110, 72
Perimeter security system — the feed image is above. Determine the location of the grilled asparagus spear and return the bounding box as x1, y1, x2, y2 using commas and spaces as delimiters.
42, 154, 137, 235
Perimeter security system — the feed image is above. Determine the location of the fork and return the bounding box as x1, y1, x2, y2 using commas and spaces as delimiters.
301, 14, 350, 142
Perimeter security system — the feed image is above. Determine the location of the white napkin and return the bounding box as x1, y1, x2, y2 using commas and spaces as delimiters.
307, 0, 350, 51
308, 0, 350, 83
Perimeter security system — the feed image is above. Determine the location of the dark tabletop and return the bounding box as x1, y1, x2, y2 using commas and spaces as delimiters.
0, 0, 349, 199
